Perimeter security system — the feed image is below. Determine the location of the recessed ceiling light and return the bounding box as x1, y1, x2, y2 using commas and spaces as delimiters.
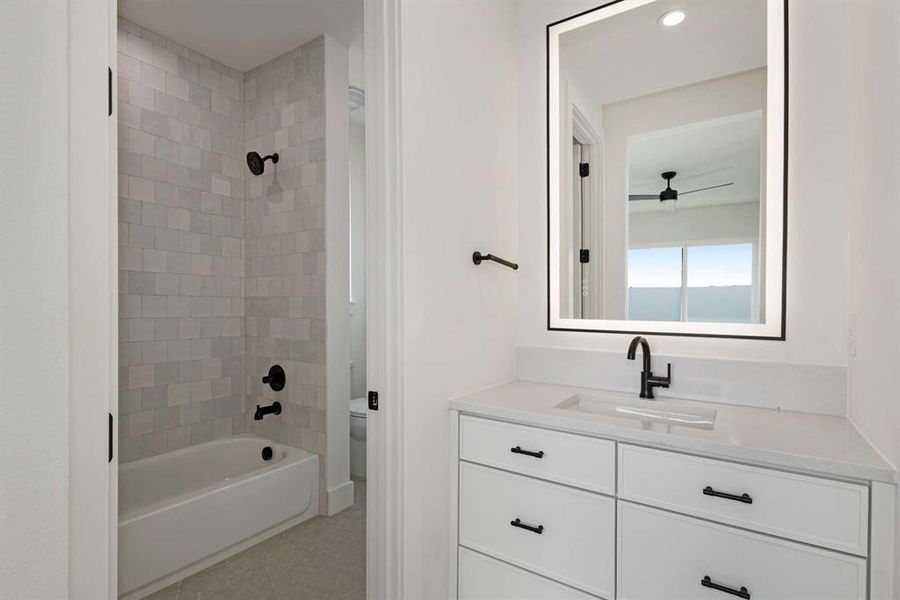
659, 9, 686, 27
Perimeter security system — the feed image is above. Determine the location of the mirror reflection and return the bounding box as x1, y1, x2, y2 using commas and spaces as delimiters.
552, 0, 779, 333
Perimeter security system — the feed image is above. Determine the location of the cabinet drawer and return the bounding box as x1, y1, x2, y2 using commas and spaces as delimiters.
459, 547, 598, 600
618, 502, 867, 600
618, 444, 869, 555
459, 415, 615, 494
459, 461, 615, 598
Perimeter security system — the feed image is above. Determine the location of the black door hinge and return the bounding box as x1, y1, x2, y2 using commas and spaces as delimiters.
579, 163, 589, 178
108, 67, 112, 116
368, 390, 379, 411
108, 413, 113, 462
579, 249, 590, 263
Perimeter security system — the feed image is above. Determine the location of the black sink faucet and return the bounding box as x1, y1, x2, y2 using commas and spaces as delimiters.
626, 336, 672, 399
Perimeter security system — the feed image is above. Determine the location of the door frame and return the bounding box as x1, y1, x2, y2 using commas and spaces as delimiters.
69, 0, 118, 597
69, 1, 406, 596
571, 104, 604, 320
364, 0, 405, 597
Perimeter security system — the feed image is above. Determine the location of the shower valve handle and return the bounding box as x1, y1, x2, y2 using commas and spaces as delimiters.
262, 364, 286, 392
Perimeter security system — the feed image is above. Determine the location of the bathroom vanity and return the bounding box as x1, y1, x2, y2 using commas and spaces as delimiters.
448, 382, 896, 600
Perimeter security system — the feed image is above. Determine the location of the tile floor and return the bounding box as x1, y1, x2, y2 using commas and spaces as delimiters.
145, 479, 366, 600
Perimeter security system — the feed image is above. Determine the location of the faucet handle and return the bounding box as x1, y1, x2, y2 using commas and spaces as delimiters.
649, 363, 672, 389
262, 364, 286, 391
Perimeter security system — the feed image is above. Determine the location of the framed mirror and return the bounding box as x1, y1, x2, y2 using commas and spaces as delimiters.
547, 0, 786, 338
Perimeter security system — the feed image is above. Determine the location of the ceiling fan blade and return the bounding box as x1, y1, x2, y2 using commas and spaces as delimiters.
679, 182, 735, 196
628, 194, 659, 201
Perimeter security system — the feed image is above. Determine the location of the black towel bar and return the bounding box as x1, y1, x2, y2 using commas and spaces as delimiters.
473, 251, 518, 270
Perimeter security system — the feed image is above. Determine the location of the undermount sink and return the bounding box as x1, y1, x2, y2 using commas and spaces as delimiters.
555, 392, 717, 430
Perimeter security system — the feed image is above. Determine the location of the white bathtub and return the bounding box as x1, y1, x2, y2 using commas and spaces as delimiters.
118, 434, 319, 599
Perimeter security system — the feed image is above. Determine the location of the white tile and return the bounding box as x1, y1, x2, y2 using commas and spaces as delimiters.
166, 73, 190, 101
190, 380, 212, 402
152, 45, 179, 74
128, 80, 155, 111
142, 295, 168, 318
118, 53, 141, 81
166, 383, 191, 407
129, 318, 155, 342
141, 62, 166, 92
167, 207, 191, 231
211, 174, 230, 197
128, 365, 155, 389
123, 32, 154, 63
128, 410, 156, 436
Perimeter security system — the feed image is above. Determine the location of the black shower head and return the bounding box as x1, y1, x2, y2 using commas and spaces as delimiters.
246, 151, 279, 176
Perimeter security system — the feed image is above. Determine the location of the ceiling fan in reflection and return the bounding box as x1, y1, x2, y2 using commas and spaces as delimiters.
628, 171, 734, 203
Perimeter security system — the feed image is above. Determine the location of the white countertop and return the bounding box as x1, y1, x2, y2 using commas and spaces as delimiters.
450, 381, 896, 484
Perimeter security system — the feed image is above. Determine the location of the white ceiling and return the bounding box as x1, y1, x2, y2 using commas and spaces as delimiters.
560, 0, 767, 106
119, 0, 363, 73
628, 110, 763, 213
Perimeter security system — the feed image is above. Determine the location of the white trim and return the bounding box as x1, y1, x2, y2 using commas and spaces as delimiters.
324, 34, 352, 516
571, 106, 605, 320
107, 1, 120, 594
869, 481, 896, 599
548, 0, 786, 338
448, 410, 460, 600
326, 480, 356, 516
69, 0, 117, 596
365, 0, 404, 598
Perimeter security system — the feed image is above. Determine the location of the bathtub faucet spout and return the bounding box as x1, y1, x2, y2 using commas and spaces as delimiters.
254, 401, 282, 421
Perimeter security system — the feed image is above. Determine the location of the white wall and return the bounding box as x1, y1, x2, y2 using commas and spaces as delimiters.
518, 0, 851, 367
350, 114, 367, 401
844, 0, 900, 592
324, 35, 353, 514
0, 1, 71, 597
398, 0, 518, 596
599, 68, 766, 318
630, 202, 760, 247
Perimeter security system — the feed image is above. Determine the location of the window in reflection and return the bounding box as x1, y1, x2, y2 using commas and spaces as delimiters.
628, 242, 755, 323
687, 243, 754, 323
628, 246, 683, 322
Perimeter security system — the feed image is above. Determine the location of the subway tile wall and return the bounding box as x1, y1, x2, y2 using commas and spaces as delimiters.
243, 38, 329, 504
117, 18, 247, 461
117, 20, 329, 471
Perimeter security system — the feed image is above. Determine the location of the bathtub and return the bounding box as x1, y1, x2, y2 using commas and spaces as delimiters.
118, 435, 319, 599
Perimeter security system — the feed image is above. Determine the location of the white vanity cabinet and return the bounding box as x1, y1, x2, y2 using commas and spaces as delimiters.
452, 413, 888, 600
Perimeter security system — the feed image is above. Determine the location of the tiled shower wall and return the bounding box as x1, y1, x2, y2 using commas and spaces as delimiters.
117, 21, 329, 474
117, 20, 247, 461
244, 39, 329, 502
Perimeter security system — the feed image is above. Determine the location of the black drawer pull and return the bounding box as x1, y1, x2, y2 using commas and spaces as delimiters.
510, 518, 544, 534
701, 575, 750, 599
510, 446, 544, 459
703, 486, 752, 504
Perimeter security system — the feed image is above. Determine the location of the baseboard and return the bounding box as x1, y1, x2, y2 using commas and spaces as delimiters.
327, 479, 355, 515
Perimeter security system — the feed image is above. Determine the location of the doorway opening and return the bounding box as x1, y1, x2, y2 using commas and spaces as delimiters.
113, 3, 366, 597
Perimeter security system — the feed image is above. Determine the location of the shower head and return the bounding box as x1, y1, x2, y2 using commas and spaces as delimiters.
246, 151, 279, 176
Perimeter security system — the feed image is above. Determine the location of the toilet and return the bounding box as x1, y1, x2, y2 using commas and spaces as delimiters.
349, 397, 367, 478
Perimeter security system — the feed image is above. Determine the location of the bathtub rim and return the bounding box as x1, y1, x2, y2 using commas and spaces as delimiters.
118, 434, 316, 523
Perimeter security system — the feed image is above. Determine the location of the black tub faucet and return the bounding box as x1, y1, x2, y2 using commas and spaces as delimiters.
626, 336, 672, 399
254, 401, 282, 421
